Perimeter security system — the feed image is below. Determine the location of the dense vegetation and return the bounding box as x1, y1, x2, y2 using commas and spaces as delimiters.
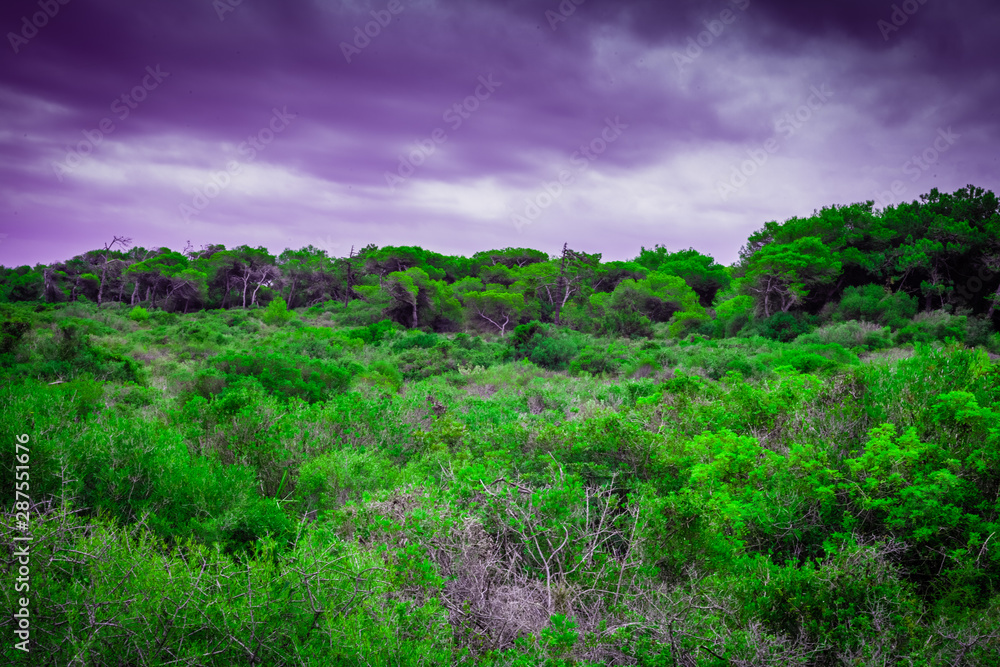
2, 185, 1000, 665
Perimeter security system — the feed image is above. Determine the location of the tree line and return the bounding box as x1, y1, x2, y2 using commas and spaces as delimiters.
2, 184, 998, 338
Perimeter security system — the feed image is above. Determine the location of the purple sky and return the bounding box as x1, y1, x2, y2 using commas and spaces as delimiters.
1, 0, 998, 268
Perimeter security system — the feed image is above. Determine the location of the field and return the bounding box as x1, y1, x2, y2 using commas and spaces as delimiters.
2, 187, 1000, 665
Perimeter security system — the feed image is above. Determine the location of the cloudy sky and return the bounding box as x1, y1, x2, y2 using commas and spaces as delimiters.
1, 0, 997, 268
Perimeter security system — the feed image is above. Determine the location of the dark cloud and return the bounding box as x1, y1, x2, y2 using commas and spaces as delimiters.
0, 0, 997, 267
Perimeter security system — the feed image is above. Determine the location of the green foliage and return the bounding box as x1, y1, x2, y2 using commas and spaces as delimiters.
743, 236, 841, 316
0, 317, 30, 356
391, 331, 439, 351
633, 246, 731, 306
5, 190, 1000, 664
569, 341, 630, 376
795, 319, 892, 351
830, 283, 917, 329
714, 295, 754, 338
261, 295, 294, 326
896, 310, 967, 345
211, 349, 354, 402
751, 311, 814, 342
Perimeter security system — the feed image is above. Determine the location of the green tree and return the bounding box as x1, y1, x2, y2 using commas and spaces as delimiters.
744, 236, 841, 317
462, 289, 525, 335
634, 246, 730, 306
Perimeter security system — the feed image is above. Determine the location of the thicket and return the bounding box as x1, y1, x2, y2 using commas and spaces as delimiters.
2, 185, 1000, 665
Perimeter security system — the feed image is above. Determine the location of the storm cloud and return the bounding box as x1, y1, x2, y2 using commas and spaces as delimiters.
1, 0, 997, 266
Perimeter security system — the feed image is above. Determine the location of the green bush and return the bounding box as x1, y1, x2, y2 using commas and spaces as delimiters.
528, 336, 580, 370
507, 322, 583, 370
600, 309, 654, 338
796, 320, 892, 351
751, 311, 814, 342
128, 305, 150, 322
896, 310, 966, 345
832, 283, 918, 329
569, 341, 631, 376
212, 350, 354, 402
392, 331, 439, 351
261, 296, 294, 326
0, 318, 31, 356
344, 318, 398, 345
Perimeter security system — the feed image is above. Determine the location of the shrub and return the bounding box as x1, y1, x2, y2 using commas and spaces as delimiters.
212, 350, 354, 402
0, 318, 31, 355
600, 310, 654, 338
569, 341, 631, 376
362, 359, 404, 393
509, 321, 543, 358
895, 310, 966, 345
752, 311, 814, 343
832, 284, 917, 329
528, 336, 580, 371
715, 295, 754, 338
128, 305, 150, 322
261, 296, 294, 326
344, 319, 397, 345
392, 331, 439, 351
796, 320, 892, 351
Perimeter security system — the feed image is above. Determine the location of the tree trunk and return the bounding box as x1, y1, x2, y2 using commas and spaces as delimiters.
98, 263, 107, 306
131, 281, 139, 306
241, 273, 250, 308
